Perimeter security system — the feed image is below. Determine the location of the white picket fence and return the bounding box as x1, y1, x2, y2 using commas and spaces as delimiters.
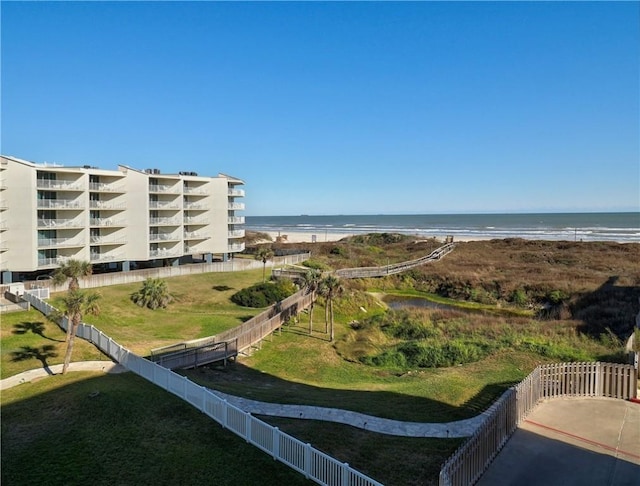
22, 292, 383, 486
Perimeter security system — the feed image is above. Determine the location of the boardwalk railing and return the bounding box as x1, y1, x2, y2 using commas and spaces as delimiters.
22, 292, 383, 486
439, 361, 638, 486
335, 243, 456, 279
150, 288, 315, 369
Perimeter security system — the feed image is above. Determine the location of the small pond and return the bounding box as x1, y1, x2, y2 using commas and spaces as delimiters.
383, 295, 459, 312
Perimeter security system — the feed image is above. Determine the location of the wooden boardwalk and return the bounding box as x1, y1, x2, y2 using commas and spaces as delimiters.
154, 242, 457, 370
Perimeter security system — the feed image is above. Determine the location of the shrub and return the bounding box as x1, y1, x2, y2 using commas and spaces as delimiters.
510, 288, 528, 307
301, 259, 330, 271
231, 280, 297, 308
131, 278, 172, 310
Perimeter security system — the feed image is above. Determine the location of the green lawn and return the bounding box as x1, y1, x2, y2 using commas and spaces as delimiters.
1, 371, 311, 486
2, 264, 628, 486
0, 308, 108, 379
49, 269, 266, 355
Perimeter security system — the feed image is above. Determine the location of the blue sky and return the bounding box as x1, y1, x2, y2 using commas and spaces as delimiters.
2, 1, 638, 216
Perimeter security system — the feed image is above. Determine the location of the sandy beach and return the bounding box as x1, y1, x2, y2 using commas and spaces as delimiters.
262, 230, 483, 244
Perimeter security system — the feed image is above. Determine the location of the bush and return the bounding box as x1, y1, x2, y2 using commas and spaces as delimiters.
302, 259, 330, 271
510, 288, 528, 307
231, 280, 297, 308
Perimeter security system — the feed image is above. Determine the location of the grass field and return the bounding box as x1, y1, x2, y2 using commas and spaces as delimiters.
49, 269, 266, 355
2, 238, 637, 485
1, 372, 310, 486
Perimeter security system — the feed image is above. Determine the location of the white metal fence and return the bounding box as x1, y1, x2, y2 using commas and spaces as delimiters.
22, 292, 383, 486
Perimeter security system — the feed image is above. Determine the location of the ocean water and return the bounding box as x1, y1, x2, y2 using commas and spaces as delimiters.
245, 212, 640, 243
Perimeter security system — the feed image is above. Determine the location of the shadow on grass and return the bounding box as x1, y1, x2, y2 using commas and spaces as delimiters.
212, 285, 234, 291
12, 321, 65, 342
10, 345, 58, 375
185, 359, 511, 424
573, 275, 640, 342
1, 373, 310, 486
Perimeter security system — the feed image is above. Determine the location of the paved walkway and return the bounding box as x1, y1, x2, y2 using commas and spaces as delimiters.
0, 361, 127, 390
2, 361, 490, 438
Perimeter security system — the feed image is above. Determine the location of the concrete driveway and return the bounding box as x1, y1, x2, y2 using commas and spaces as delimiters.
476, 397, 640, 486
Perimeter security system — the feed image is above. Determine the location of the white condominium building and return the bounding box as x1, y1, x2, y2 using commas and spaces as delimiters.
0, 155, 246, 283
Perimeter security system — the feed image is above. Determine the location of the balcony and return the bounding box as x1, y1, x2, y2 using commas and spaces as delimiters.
37, 218, 83, 229
149, 184, 180, 194
149, 233, 180, 242
90, 236, 127, 245
183, 186, 208, 195
184, 202, 207, 210
228, 229, 245, 238
184, 216, 207, 225
90, 218, 125, 227
228, 189, 245, 197
149, 201, 180, 210
89, 200, 126, 210
36, 179, 83, 191
184, 231, 210, 240
228, 202, 245, 211
228, 216, 245, 224
90, 252, 125, 263
37, 238, 84, 248
149, 248, 181, 258
37, 199, 82, 209
89, 182, 125, 193
228, 243, 245, 252
38, 256, 71, 268
149, 217, 181, 226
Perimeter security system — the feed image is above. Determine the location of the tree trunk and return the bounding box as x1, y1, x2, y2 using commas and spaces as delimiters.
309, 301, 314, 335
329, 299, 334, 342
62, 320, 78, 374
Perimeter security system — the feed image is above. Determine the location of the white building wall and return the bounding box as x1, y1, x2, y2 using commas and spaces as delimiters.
1, 156, 245, 279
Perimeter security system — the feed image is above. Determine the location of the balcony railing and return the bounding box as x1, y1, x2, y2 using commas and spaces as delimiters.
228, 202, 245, 210
149, 201, 180, 210
90, 252, 125, 262
37, 199, 82, 209
149, 233, 180, 242
38, 256, 71, 267
228, 189, 245, 197
37, 238, 84, 248
228, 243, 245, 252
184, 217, 207, 225
183, 186, 208, 195
90, 236, 127, 245
89, 200, 126, 210
228, 229, 245, 238
37, 179, 83, 191
90, 218, 125, 227
37, 218, 82, 228
184, 202, 207, 210
149, 184, 180, 194
228, 216, 245, 224
149, 248, 181, 258
149, 217, 181, 225
184, 231, 210, 240
89, 182, 125, 193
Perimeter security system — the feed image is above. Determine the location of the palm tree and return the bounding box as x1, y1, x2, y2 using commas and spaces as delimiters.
52, 259, 93, 291
255, 246, 275, 283
55, 289, 101, 374
319, 275, 343, 342
301, 269, 322, 335
131, 278, 172, 310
